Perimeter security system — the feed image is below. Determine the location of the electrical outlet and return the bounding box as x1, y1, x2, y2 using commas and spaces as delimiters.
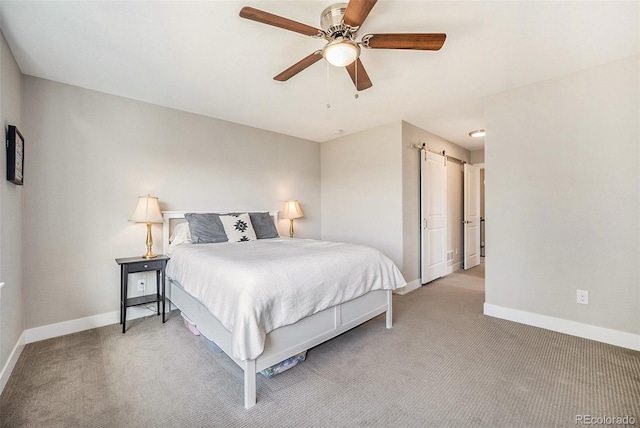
577, 290, 589, 305
137, 279, 146, 292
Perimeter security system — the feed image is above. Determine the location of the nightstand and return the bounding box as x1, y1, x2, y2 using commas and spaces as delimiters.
116, 255, 170, 333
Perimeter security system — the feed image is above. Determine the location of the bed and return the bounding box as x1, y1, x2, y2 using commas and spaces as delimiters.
162, 210, 406, 408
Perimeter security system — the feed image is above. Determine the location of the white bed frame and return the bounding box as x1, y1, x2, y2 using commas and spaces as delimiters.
162, 210, 393, 409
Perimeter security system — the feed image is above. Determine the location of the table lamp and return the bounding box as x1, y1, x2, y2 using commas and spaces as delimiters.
282, 200, 304, 238
129, 194, 164, 258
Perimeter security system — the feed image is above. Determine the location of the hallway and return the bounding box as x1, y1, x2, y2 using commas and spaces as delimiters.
431, 259, 484, 292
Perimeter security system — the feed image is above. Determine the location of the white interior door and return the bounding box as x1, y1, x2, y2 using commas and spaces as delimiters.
464, 164, 481, 269
421, 151, 447, 283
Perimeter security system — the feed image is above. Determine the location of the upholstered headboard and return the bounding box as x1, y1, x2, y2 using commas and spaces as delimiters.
162, 210, 279, 254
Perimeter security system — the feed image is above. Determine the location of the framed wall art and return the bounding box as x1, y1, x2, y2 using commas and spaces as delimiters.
6, 125, 24, 185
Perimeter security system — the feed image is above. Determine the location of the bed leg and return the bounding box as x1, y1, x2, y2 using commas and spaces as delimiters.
244, 359, 257, 409
386, 290, 393, 329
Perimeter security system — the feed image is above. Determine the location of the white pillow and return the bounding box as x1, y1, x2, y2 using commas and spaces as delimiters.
168, 222, 192, 250
219, 213, 257, 242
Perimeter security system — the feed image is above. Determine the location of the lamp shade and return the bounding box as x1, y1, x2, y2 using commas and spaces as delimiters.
129, 195, 163, 223
282, 200, 304, 219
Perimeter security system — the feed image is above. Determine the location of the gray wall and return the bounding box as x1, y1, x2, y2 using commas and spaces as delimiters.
22, 77, 321, 329
470, 150, 484, 165
321, 120, 470, 286
321, 121, 404, 269
0, 32, 23, 372
485, 55, 639, 335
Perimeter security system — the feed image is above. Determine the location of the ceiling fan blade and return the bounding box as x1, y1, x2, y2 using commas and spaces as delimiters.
240, 6, 324, 37
345, 58, 373, 91
363, 33, 446, 50
274, 51, 323, 81
343, 0, 378, 28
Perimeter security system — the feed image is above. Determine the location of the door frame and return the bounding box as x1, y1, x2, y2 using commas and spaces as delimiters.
463, 163, 481, 269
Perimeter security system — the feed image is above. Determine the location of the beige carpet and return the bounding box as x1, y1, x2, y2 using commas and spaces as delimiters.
2, 265, 639, 427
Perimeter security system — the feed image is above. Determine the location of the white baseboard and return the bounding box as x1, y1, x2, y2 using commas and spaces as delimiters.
446, 262, 463, 275
24, 305, 164, 344
394, 279, 422, 295
0, 331, 25, 395
397, 265, 462, 294
484, 303, 640, 351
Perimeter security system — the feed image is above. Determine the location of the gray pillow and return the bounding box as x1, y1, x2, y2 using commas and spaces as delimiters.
184, 213, 228, 244
249, 212, 279, 239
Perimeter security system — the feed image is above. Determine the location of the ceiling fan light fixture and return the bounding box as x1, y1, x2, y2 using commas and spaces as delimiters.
469, 129, 485, 138
322, 38, 360, 67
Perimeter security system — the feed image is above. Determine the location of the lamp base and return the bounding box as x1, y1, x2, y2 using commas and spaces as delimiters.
143, 221, 157, 259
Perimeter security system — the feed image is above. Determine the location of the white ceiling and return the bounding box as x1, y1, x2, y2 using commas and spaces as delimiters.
0, 1, 638, 151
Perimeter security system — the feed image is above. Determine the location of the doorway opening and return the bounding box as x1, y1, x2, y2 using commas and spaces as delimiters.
420, 150, 485, 285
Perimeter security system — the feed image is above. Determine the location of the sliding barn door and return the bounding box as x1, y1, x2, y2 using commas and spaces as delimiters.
421, 151, 447, 283
463, 164, 481, 269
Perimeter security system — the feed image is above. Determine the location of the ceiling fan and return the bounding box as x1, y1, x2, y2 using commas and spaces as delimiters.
239, 0, 446, 91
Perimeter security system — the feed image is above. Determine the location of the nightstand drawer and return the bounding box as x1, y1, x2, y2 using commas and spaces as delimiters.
126, 260, 164, 273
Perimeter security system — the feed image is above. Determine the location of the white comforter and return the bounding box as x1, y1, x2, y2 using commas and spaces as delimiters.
165, 238, 406, 360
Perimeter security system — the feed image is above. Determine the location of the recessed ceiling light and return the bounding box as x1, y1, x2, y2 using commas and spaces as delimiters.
469, 129, 485, 138
333, 129, 344, 135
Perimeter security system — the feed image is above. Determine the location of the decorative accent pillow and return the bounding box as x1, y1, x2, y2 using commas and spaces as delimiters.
184, 213, 228, 244
169, 222, 192, 249
219, 213, 257, 242
249, 212, 279, 239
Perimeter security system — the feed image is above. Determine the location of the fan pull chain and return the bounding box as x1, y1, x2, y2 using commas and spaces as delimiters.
354, 60, 359, 99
